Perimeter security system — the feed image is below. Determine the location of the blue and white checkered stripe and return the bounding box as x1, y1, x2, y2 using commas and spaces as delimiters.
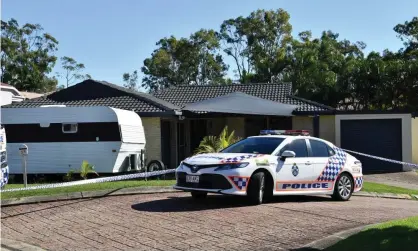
221, 154, 264, 163
229, 176, 249, 190
341, 148, 418, 169
1, 165, 9, 188
354, 177, 363, 188
0, 168, 175, 193
317, 147, 347, 182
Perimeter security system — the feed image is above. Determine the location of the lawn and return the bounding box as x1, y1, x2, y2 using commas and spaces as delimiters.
1, 180, 417, 201
362, 181, 418, 196
0, 179, 176, 200
325, 216, 418, 251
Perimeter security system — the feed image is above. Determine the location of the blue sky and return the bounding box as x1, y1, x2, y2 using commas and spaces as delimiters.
2, 0, 417, 91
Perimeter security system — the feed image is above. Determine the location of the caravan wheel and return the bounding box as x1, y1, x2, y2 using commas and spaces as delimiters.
146, 160, 166, 180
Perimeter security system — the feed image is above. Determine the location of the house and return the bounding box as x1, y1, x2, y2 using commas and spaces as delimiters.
1, 82, 49, 106
1, 83, 25, 106
2, 79, 417, 174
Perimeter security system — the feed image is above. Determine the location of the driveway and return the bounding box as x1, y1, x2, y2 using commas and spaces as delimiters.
1, 192, 418, 251
364, 171, 418, 190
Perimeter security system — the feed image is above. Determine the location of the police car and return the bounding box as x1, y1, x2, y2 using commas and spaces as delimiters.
174, 130, 363, 204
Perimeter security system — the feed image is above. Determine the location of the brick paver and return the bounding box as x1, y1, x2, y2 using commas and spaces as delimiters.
1, 193, 418, 251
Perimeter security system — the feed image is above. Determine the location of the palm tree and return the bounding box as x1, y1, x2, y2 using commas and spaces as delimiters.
80, 160, 99, 179
194, 126, 241, 154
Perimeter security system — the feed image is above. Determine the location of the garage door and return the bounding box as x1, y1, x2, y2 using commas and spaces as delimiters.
340, 119, 403, 173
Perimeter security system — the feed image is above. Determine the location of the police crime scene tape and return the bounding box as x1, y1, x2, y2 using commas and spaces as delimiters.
1, 148, 417, 193
341, 148, 418, 169
0, 169, 176, 193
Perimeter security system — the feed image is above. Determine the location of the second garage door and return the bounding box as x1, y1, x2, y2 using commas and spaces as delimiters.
340, 119, 403, 173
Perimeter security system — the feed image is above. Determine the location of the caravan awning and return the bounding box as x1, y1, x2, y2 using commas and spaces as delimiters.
182, 92, 299, 116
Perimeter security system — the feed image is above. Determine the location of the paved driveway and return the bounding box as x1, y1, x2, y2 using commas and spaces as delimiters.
1, 192, 418, 251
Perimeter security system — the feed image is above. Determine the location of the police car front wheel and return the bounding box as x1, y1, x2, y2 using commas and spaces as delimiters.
247, 171, 265, 205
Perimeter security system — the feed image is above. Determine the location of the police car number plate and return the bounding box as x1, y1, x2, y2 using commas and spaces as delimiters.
186, 175, 199, 183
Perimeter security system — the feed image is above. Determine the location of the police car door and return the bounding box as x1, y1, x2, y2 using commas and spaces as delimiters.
275, 138, 316, 191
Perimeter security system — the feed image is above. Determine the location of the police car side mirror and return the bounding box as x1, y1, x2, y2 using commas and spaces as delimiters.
279, 150, 296, 161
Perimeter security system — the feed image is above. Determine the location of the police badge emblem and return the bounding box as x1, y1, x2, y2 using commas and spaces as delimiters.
292, 163, 299, 176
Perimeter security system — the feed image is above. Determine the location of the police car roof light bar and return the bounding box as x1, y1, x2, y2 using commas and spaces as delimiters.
260, 129, 310, 136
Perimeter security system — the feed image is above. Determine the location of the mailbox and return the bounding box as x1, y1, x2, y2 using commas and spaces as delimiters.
19, 144, 28, 156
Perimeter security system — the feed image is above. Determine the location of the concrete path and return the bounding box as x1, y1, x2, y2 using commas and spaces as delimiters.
1, 192, 418, 251
364, 171, 418, 190
1, 239, 45, 251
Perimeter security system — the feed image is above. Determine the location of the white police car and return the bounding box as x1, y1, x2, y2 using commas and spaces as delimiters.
174, 130, 363, 204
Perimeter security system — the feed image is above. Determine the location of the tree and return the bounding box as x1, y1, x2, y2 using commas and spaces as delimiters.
141, 29, 229, 93
122, 70, 139, 91
57, 56, 91, 88
219, 9, 293, 83
194, 126, 241, 154
1, 18, 59, 92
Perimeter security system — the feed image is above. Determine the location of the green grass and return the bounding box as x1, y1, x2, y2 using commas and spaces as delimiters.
0, 179, 176, 200
325, 216, 418, 251
362, 181, 418, 196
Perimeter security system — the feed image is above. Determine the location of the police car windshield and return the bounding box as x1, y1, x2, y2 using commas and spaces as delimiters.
220, 137, 285, 154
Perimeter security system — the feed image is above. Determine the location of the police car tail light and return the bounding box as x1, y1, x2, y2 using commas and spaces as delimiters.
259, 130, 310, 136
215, 162, 249, 171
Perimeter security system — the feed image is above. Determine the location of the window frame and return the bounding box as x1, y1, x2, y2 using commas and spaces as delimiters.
277, 138, 310, 158
62, 123, 78, 134
306, 138, 336, 157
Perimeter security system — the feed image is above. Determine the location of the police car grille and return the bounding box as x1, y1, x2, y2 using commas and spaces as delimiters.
176, 172, 232, 190
182, 163, 218, 172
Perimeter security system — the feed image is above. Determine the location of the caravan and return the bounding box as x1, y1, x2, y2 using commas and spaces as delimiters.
1, 106, 147, 175
1, 125, 9, 188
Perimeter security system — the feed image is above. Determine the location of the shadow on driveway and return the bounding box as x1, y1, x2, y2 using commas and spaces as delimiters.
131, 194, 334, 213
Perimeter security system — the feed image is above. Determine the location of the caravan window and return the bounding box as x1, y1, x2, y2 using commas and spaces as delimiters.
62, 123, 78, 133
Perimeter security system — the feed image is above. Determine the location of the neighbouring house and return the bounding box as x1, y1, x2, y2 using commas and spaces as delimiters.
2, 79, 416, 174
1, 82, 50, 106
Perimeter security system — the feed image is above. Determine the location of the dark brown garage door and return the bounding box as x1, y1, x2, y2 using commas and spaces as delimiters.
340, 119, 403, 173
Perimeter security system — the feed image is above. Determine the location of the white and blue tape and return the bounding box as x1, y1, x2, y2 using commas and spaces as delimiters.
1, 148, 417, 193
0, 169, 176, 193
340, 148, 418, 169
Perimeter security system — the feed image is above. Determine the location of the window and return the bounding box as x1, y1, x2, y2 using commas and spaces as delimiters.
62, 123, 78, 133
279, 139, 308, 157
309, 139, 330, 157
327, 145, 336, 156
221, 137, 285, 154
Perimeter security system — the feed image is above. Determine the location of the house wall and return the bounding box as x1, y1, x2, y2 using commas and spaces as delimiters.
335, 114, 413, 171
141, 117, 161, 163
319, 115, 336, 143
412, 117, 418, 164
292, 116, 314, 134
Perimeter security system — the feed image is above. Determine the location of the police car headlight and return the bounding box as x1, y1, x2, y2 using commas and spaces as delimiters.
214, 162, 249, 171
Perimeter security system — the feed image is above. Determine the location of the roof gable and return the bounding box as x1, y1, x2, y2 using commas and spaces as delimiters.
3, 80, 179, 113
153, 82, 334, 113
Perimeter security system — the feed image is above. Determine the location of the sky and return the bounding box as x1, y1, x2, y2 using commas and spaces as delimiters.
2, 0, 417, 91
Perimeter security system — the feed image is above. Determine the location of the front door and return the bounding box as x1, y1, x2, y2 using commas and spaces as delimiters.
275, 138, 317, 192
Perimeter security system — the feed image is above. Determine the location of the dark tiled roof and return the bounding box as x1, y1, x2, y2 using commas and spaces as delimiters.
154, 83, 334, 113
2, 80, 179, 113
7, 96, 164, 112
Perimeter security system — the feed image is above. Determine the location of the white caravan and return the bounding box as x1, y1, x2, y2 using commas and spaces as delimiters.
0, 106, 146, 174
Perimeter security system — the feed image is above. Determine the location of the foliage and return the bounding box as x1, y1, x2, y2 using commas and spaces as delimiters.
122, 70, 139, 91
140, 29, 230, 93
80, 160, 98, 180
1, 18, 90, 92
56, 56, 91, 88
138, 10, 418, 112
194, 126, 241, 154
1, 18, 59, 92
64, 169, 75, 182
